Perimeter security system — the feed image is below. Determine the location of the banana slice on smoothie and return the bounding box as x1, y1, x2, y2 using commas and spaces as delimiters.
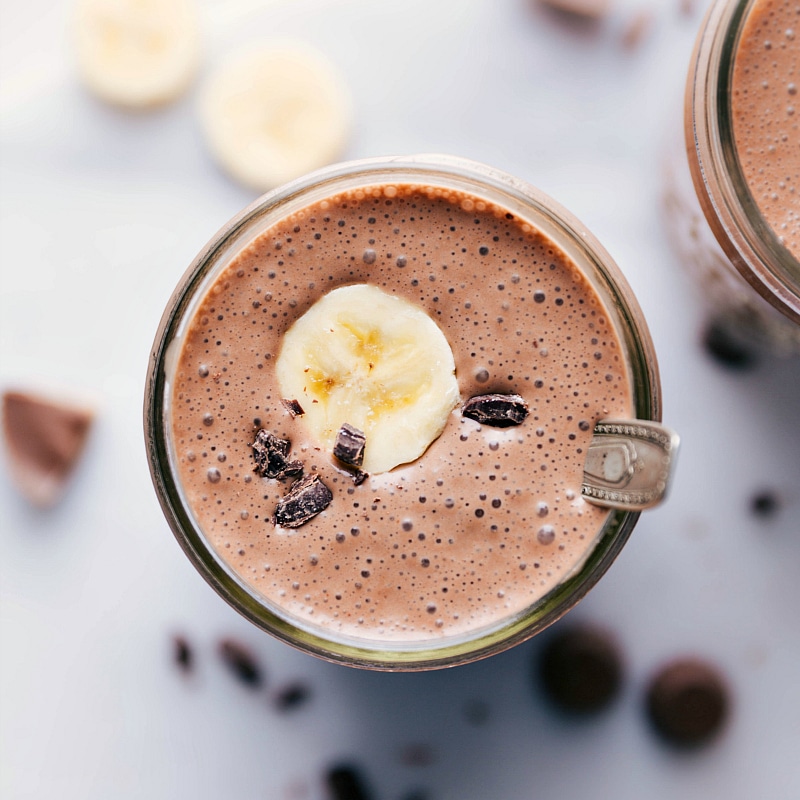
199, 42, 353, 191
276, 285, 460, 475
74, 0, 201, 108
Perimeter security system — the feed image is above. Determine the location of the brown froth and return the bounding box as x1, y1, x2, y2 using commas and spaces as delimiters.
169, 185, 633, 642
731, 0, 800, 258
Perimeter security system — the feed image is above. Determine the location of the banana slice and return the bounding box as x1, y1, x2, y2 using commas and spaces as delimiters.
199, 42, 353, 192
276, 284, 460, 475
74, 0, 201, 109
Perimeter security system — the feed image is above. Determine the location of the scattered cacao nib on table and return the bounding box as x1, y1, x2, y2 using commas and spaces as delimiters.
172, 634, 194, 675
252, 429, 303, 479
535, 624, 624, 714
273, 682, 312, 712
462, 393, 529, 427
702, 321, 757, 370
750, 489, 781, 518
1, 389, 95, 507
333, 423, 366, 468
325, 764, 373, 800
217, 638, 265, 689
275, 473, 333, 528
645, 658, 730, 748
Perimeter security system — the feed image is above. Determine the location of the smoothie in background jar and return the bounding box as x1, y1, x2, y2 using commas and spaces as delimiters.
664, 0, 800, 355
145, 156, 668, 670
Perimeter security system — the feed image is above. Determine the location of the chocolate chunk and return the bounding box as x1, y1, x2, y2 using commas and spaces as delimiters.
2, 389, 94, 507
462, 393, 529, 427
252, 429, 299, 479
333, 423, 366, 467
352, 469, 369, 486
217, 638, 264, 688
646, 658, 730, 748
275, 473, 333, 528
536, 624, 623, 714
273, 682, 312, 711
702, 320, 757, 370
281, 398, 305, 417
325, 764, 372, 800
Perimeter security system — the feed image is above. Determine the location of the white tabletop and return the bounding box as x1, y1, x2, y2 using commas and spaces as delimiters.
2, 1, 800, 798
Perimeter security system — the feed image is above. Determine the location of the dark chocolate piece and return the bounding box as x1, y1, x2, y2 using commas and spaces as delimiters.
702, 320, 757, 370
462, 393, 529, 427
281, 398, 305, 417
2, 389, 94, 507
646, 658, 730, 748
325, 764, 372, 800
352, 469, 369, 486
251, 429, 298, 479
333, 423, 366, 467
275, 473, 333, 528
217, 638, 264, 688
273, 682, 312, 711
536, 624, 623, 714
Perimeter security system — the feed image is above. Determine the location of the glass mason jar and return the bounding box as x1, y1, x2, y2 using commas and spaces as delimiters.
663, 0, 800, 355
144, 155, 663, 671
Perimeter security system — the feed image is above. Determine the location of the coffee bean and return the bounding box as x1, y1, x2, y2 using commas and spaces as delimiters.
535, 624, 623, 714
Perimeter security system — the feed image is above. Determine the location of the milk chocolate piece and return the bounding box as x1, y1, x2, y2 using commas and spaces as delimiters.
325, 764, 372, 800
275, 473, 333, 528
462, 393, 529, 427
218, 638, 264, 688
646, 658, 730, 747
281, 398, 305, 417
2, 389, 94, 507
536, 624, 623, 714
333, 423, 366, 467
251, 429, 301, 479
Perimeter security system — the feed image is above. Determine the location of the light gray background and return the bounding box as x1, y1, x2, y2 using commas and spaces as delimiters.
2, 1, 799, 798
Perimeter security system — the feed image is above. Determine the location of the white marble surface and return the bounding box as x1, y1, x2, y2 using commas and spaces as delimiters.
2, 1, 800, 798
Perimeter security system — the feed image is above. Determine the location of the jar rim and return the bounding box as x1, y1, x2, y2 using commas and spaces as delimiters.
686, 0, 800, 323
144, 154, 661, 670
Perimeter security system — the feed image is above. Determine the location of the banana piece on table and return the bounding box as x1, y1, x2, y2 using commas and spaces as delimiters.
276, 285, 460, 475
199, 41, 353, 192
74, 0, 201, 109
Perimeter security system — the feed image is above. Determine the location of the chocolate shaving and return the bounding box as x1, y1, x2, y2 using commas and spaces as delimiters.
275, 473, 333, 528
333, 423, 366, 467
281, 398, 305, 417
462, 393, 529, 427
251, 429, 302, 479
352, 470, 369, 486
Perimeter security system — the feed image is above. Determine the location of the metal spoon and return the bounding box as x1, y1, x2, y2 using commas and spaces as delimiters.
582, 420, 680, 511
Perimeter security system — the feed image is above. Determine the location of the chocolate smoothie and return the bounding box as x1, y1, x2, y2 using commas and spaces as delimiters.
168, 183, 633, 644
731, 0, 799, 259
